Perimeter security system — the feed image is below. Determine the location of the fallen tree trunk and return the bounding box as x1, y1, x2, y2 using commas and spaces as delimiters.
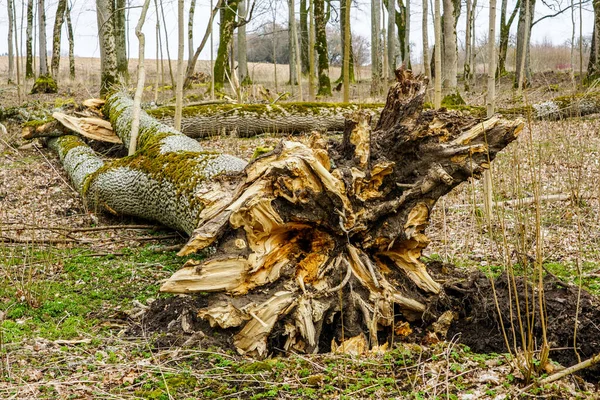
148, 102, 385, 138
49, 69, 523, 357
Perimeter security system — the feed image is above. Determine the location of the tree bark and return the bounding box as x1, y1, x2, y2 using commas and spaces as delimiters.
49, 69, 522, 356
26, 0, 34, 79
386, 0, 396, 78
175, 0, 185, 131
7, 0, 15, 84
463, 0, 472, 90
188, 0, 196, 62
422, 0, 429, 80
515, 0, 534, 88
371, 0, 382, 95
314, 0, 331, 96
150, 103, 385, 138
96, 0, 119, 96
238, 0, 249, 84
288, 0, 298, 86
588, 0, 600, 80
214, 0, 239, 92
338, 0, 355, 85
114, 0, 128, 82
434, 0, 442, 107
51, 0, 67, 79
65, 1, 75, 79
441, 0, 459, 95
497, 0, 519, 78
299, 0, 309, 75
38, 0, 48, 76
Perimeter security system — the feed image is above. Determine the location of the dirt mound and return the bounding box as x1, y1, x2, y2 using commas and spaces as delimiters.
439, 263, 600, 381
133, 262, 600, 380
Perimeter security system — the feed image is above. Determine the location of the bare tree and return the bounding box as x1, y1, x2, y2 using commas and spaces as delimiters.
422, 0, 429, 79
387, 0, 395, 77
404, 0, 410, 68
129, 0, 152, 155
314, 0, 331, 96
342, 0, 350, 101
114, 0, 128, 81
38, 0, 48, 76
515, 0, 534, 89
214, 0, 239, 92
288, 0, 298, 86
589, 0, 600, 80
338, 0, 355, 84
96, 0, 118, 95
308, 0, 316, 98
497, 0, 519, 77
65, 1, 75, 79
188, 0, 196, 61
175, 0, 185, 130
371, 0, 381, 94
483, 0, 497, 223
238, 0, 249, 83
159, 0, 175, 89
25, 0, 34, 78
300, 0, 309, 74
51, 0, 67, 78
7, 0, 15, 83
434, 0, 442, 107
441, 0, 459, 95
463, 0, 472, 90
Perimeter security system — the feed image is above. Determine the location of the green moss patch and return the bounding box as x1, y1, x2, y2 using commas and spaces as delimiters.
31, 74, 58, 94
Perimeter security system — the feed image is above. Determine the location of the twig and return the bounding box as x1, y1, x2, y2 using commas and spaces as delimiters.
519, 353, 600, 395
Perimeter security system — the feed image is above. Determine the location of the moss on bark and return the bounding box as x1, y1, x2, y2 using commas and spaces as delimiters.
213, 0, 239, 93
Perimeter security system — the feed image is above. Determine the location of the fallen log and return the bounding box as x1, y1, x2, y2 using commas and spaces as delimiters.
49, 69, 523, 357
147, 102, 385, 138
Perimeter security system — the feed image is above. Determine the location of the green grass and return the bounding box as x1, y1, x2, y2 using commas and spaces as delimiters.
0, 245, 184, 343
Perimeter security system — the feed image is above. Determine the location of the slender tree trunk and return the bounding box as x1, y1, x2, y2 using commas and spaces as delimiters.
272, 12, 278, 93
175, 0, 185, 130
308, 0, 316, 98
51, 0, 67, 78
8, 0, 15, 83
96, 0, 118, 96
434, 0, 442, 107
483, 0, 497, 224
188, 0, 196, 61
515, 0, 534, 89
184, 0, 222, 89
214, 0, 239, 92
314, 0, 331, 96
26, 0, 34, 79
470, 0, 477, 88
338, 0, 355, 84
441, 0, 459, 95
299, 0, 309, 74
238, 0, 249, 84
404, 0, 410, 68
114, 0, 128, 82
342, 0, 350, 101
12, 0, 21, 100
497, 0, 519, 78
129, 0, 152, 155
159, 0, 175, 89
387, 0, 395, 78
422, 0, 429, 79
288, 0, 298, 86
371, 0, 381, 94
464, 0, 472, 90
65, 2, 75, 79
38, 0, 48, 76
588, 0, 600, 80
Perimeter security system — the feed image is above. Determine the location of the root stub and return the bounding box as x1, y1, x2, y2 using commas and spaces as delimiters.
157, 69, 523, 357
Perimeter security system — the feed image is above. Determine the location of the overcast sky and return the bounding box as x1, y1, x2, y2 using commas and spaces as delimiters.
0, 0, 594, 63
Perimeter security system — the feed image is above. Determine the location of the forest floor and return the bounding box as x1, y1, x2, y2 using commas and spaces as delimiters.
2, 68, 600, 398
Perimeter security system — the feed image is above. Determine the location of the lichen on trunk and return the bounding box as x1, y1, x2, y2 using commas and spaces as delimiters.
50, 70, 523, 357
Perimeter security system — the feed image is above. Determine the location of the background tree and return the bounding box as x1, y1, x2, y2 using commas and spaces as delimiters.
114, 0, 128, 82
65, 1, 75, 79
51, 0, 67, 78
96, 0, 118, 95
497, 0, 520, 77
386, 0, 396, 77
7, 0, 15, 84
288, 0, 298, 86
442, 0, 460, 95
25, 0, 34, 79
214, 0, 239, 92
314, 0, 332, 96
299, 0, 309, 74
38, 0, 48, 76
238, 0, 249, 84
338, 0, 355, 84
371, 0, 382, 94
515, 0, 534, 88
422, 0, 429, 80
463, 0, 473, 90
588, 0, 600, 80
188, 0, 196, 62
